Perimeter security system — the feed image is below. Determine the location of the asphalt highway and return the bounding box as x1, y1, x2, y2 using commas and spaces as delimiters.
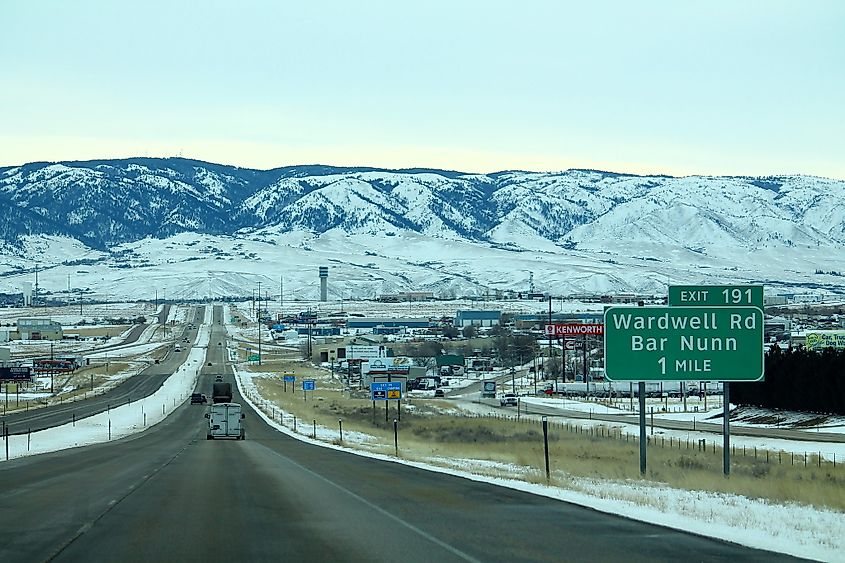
0, 307, 802, 563
0, 306, 202, 435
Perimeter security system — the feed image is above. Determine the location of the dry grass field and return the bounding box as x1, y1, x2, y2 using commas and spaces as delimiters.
249, 362, 845, 512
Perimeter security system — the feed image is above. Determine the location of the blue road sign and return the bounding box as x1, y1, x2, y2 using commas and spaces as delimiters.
371, 381, 402, 401
302, 379, 316, 391
283, 374, 295, 382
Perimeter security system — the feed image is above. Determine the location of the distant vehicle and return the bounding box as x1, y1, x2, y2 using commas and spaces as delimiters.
205, 402, 245, 440
33, 359, 76, 374
500, 393, 518, 407
543, 381, 566, 395
215, 375, 223, 382
212, 382, 232, 403
190, 393, 207, 404
182, 337, 189, 343
416, 378, 437, 391
434, 389, 445, 398
174, 345, 182, 352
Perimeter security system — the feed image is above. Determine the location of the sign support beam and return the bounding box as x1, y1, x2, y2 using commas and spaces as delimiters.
723, 382, 731, 477
639, 381, 646, 475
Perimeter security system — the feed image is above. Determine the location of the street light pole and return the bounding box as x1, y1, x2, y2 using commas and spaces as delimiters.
257, 281, 262, 366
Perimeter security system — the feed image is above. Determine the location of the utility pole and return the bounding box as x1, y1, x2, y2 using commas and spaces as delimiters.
257, 281, 262, 366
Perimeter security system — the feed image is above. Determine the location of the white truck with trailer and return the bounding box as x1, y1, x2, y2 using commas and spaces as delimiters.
206, 402, 246, 440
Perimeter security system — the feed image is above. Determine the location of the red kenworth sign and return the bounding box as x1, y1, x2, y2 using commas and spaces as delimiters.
544, 323, 604, 337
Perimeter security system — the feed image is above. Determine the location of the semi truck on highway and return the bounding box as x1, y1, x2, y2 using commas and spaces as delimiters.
212, 382, 232, 403
206, 402, 245, 440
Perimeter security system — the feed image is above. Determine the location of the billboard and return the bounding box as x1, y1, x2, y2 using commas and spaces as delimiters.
346, 345, 388, 361
0, 366, 32, 381
805, 331, 845, 351
364, 357, 410, 375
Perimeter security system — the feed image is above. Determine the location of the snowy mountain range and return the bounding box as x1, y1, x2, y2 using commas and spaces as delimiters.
0, 158, 843, 302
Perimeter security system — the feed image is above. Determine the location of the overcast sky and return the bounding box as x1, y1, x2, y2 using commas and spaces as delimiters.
2, 0, 843, 178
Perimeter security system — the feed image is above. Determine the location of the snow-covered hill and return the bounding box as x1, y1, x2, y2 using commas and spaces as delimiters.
0, 158, 843, 301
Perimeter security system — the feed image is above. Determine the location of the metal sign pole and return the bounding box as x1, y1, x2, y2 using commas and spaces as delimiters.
639, 381, 646, 475
723, 382, 730, 476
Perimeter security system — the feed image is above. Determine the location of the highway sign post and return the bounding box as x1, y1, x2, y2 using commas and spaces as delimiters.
371, 381, 402, 422
302, 379, 315, 401
283, 373, 295, 392
605, 289, 764, 477
668, 284, 764, 478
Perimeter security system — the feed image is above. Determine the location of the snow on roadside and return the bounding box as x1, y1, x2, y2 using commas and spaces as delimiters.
3, 308, 210, 460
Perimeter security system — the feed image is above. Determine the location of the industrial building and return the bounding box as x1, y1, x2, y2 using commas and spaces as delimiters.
16, 318, 64, 340
346, 317, 432, 329
454, 310, 501, 328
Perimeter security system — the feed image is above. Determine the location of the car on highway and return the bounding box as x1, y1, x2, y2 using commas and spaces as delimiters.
500, 393, 518, 407
434, 389, 445, 398
190, 393, 207, 404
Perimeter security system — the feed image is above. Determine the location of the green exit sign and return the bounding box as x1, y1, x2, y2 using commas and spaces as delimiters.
668, 285, 763, 308
604, 306, 764, 382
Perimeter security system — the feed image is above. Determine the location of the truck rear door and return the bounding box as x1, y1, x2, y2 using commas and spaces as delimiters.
226, 405, 241, 437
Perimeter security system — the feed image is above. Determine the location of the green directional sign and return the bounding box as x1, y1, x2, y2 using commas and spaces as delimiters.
248, 354, 260, 362
604, 306, 764, 382
668, 285, 763, 308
